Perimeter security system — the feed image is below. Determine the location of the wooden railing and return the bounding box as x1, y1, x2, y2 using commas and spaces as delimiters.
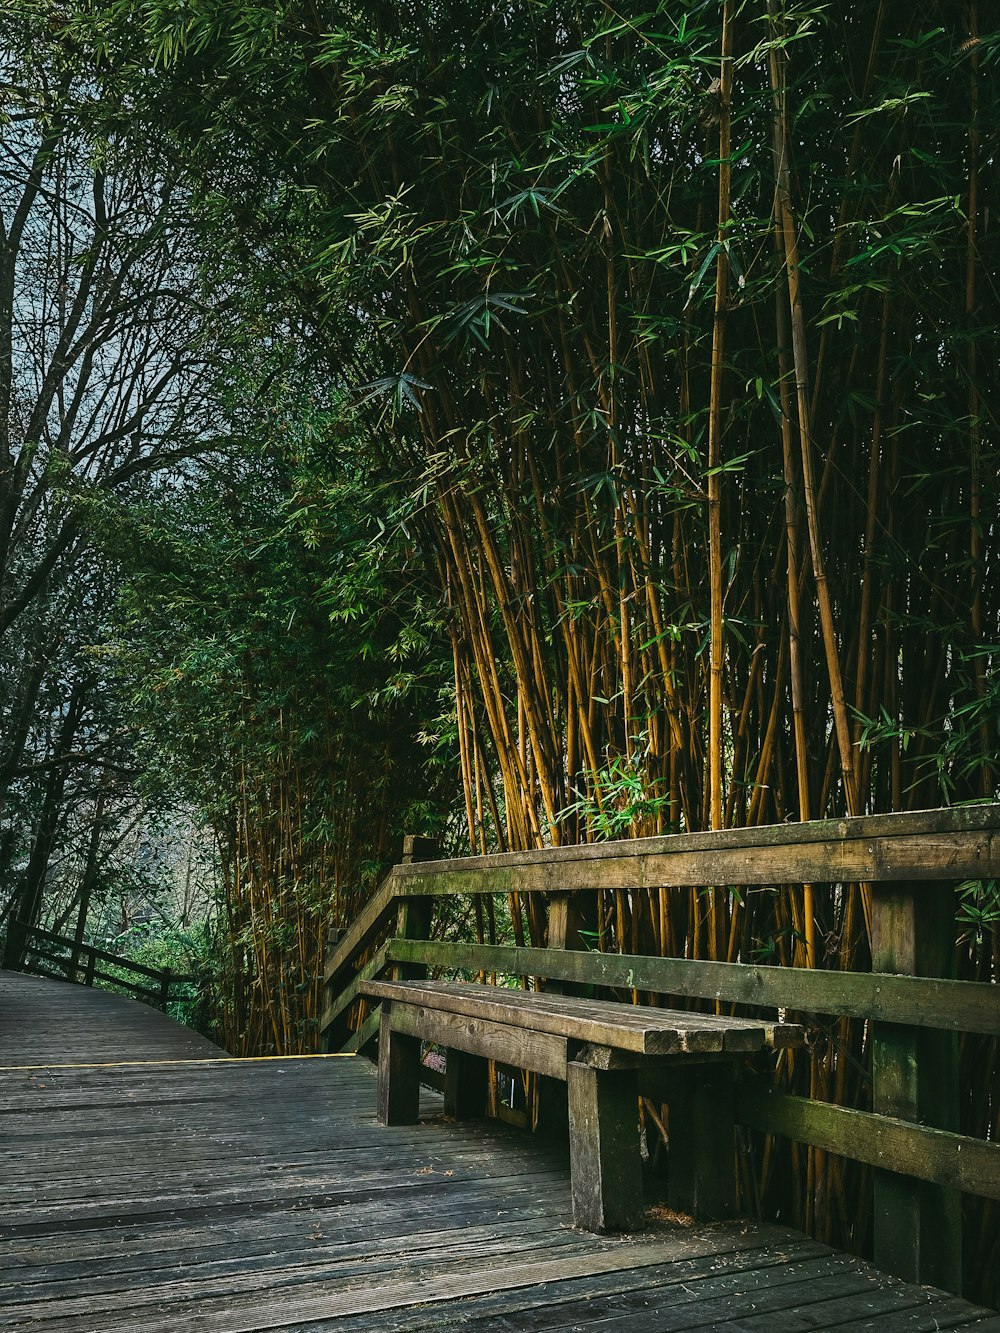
9, 922, 194, 1011
320, 807, 1000, 1296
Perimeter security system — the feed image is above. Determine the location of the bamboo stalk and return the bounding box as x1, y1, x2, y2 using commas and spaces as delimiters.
768, 3, 859, 821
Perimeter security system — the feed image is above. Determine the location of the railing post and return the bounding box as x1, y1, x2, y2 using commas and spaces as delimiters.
535, 890, 591, 1133
393, 836, 436, 982
84, 947, 96, 988
158, 967, 172, 1010
318, 925, 345, 1053
1, 918, 29, 971
545, 891, 598, 976
871, 881, 962, 1293
324, 924, 344, 968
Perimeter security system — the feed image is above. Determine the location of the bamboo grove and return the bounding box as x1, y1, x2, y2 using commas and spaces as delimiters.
115, 0, 1000, 1283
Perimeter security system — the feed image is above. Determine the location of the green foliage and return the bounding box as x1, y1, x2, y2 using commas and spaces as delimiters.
99, 0, 999, 832
105, 922, 214, 1030
956, 879, 1000, 947
559, 755, 674, 841
101, 359, 457, 1050
0, 0, 241, 968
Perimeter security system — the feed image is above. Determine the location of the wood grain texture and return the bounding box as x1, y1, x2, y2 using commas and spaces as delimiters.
377, 1007, 421, 1125
871, 882, 963, 1290
362, 979, 801, 1054
383, 997, 570, 1080
322, 873, 399, 990
737, 1083, 1000, 1201
0, 969, 223, 1065
567, 1061, 642, 1231
318, 940, 390, 1040
393, 806, 1000, 892
1, 972, 995, 1331
387, 938, 1000, 1036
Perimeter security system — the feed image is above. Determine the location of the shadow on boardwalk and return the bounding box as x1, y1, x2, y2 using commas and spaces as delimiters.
1, 972, 996, 1332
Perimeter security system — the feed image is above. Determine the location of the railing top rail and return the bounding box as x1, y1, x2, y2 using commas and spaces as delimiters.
392, 805, 1000, 891
322, 876, 400, 989
21, 924, 188, 988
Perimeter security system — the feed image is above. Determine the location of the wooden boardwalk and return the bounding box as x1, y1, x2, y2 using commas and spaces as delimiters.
1, 972, 997, 1332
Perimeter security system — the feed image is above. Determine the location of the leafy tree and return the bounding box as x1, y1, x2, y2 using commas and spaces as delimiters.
109, 377, 455, 1052
0, 2, 235, 963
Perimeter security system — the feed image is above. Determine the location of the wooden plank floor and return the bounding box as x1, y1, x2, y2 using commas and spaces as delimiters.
1, 972, 997, 1332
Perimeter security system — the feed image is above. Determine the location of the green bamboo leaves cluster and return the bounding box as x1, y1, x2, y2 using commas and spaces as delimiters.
123, 0, 998, 845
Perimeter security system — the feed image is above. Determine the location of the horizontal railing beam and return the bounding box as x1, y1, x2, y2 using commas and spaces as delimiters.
20, 926, 191, 1004
342, 1005, 380, 1054
738, 1082, 1000, 1202
386, 939, 1000, 1037
393, 807, 1000, 892
87, 969, 165, 1001
20, 943, 74, 973
24, 925, 175, 985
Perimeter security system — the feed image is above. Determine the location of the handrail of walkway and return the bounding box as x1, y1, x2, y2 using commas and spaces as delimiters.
9, 921, 194, 1010
319, 806, 1000, 1295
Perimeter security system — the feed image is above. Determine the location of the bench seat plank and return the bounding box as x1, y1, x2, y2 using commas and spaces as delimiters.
385, 999, 569, 1080
363, 979, 800, 1055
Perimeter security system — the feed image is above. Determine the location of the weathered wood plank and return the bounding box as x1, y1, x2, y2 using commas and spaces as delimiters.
322, 838, 439, 1000
282, 1237, 833, 1333
567, 1061, 642, 1231
385, 999, 569, 1080
0, 1207, 575, 1285
23, 925, 186, 985
321, 873, 399, 991
317, 940, 390, 1040
12, 1237, 770, 1332
737, 1083, 1000, 1201
871, 885, 928, 1287
0, 971, 224, 1065
566, 1283, 991, 1333
368, 981, 769, 1234
363, 979, 797, 1054
387, 939, 1000, 1036
871, 882, 963, 1291
341, 1005, 380, 1054
392, 894, 433, 983
2, 971, 994, 1332
1, 1228, 606, 1315
831, 1301, 1000, 1332
376, 1008, 421, 1125
393, 806, 1000, 893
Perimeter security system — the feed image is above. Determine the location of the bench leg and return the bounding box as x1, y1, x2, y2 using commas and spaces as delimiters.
377, 1009, 421, 1126
444, 1048, 488, 1118
667, 1062, 737, 1219
567, 1061, 642, 1232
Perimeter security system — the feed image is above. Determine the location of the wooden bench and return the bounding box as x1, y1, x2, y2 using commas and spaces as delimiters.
361, 978, 803, 1232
